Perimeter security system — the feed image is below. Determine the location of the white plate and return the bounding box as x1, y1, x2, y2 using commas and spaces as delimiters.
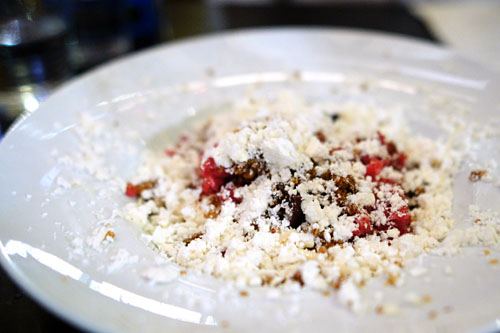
1, 28, 499, 332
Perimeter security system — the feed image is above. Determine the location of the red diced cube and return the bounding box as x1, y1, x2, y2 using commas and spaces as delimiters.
388, 206, 411, 234
202, 158, 230, 178
200, 158, 231, 195
202, 177, 219, 195
352, 214, 372, 237
125, 183, 137, 197
366, 158, 385, 178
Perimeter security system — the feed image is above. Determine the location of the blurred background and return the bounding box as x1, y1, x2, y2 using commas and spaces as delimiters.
0, 0, 499, 331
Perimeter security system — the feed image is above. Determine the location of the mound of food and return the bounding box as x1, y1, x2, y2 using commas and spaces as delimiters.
123, 93, 454, 307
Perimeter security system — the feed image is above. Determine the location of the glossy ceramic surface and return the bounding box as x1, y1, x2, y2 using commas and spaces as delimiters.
0, 29, 499, 332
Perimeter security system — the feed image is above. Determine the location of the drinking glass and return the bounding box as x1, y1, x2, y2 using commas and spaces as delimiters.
0, 0, 73, 120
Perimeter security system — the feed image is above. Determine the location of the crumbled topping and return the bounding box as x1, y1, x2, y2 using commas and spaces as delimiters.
122, 93, 458, 307
469, 169, 487, 182
36, 75, 500, 320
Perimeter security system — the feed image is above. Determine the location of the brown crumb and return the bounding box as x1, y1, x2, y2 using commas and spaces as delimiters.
126, 180, 157, 197
321, 290, 331, 296
428, 310, 438, 320
414, 187, 425, 195
318, 246, 327, 254
344, 203, 359, 216
484, 249, 491, 255
330, 276, 345, 290
386, 141, 397, 155
104, 230, 115, 240
385, 273, 398, 286
475, 218, 482, 224
204, 209, 219, 219
183, 232, 203, 245
179, 270, 187, 276
204, 195, 222, 218
239, 290, 249, 297
291, 270, 304, 286
205, 67, 214, 77
315, 131, 326, 143
220, 320, 230, 329
289, 194, 306, 229
469, 169, 487, 182
233, 159, 267, 186
375, 305, 383, 314
250, 220, 260, 231
430, 159, 442, 168
276, 277, 287, 286
359, 81, 369, 92
423, 294, 432, 303
489, 259, 499, 265
291, 70, 302, 80
334, 174, 356, 205
306, 168, 317, 179
320, 170, 332, 180
261, 275, 273, 286
153, 197, 166, 208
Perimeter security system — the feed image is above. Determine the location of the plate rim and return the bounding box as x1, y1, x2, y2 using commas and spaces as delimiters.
1, 27, 499, 333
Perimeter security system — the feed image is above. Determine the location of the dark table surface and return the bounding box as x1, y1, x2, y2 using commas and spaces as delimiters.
0, 1, 441, 331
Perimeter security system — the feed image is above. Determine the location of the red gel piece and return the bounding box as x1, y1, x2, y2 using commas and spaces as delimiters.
202, 157, 230, 178
200, 157, 231, 195
388, 206, 411, 234
352, 214, 372, 237
165, 149, 175, 157
125, 183, 137, 197
202, 176, 220, 195
366, 158, 385, 178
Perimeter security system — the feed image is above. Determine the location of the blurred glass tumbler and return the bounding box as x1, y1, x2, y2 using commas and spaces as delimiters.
72, 0, 133, 70
0, 1, 73, 120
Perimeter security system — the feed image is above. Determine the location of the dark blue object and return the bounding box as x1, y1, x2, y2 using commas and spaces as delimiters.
125, 0, 161, 49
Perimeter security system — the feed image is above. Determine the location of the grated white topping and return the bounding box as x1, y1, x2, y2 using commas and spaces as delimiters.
45, 85, 500, 315
122, 92, 460, 309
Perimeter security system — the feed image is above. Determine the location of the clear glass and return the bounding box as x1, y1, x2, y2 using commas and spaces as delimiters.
70, 0, 133, 71
0, 0, 73, 120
